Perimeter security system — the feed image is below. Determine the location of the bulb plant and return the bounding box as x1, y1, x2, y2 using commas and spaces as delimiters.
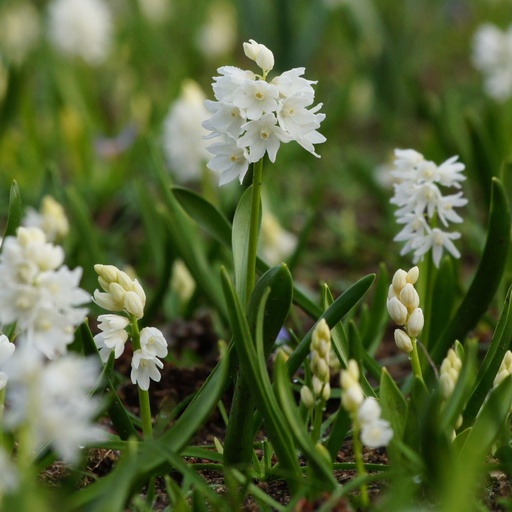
0, 6, 512, 510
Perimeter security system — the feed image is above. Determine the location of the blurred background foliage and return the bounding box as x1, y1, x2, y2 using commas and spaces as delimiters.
0, 0, 511, 304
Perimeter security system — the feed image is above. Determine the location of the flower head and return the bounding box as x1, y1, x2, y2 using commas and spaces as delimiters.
389, 150, 467, 267
203, 41, 325, 185
47, 0, 113, 64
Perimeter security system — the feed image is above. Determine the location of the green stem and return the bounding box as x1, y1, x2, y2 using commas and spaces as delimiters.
352, 420, 369, 509
130, 314, 153, 439
245, 159, 264, 305
420, 250, 434, 351
409, 338, 424, 383
311, 397, 325, 444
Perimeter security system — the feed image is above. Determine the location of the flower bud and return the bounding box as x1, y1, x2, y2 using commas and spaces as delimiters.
300, 385, 315, 409
117, 270, 133, 291
312, 375, 323, 396
399, 283, 420, 311
243, 39, 274, 72
342, 384, 364, 412
394, 329, 413, 353
406, 308, 424, 337
439, 373, 455, 399
109, 282, 126, 304
387, 296, 408, 326
406, 266, 419, 285
321, 382, 331, 401
392, 269, 407, 294
124, 291, 144, 319
93, 290, 124, 312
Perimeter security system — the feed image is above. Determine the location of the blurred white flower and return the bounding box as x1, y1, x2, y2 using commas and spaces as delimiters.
23, 195, 69, 242
0, 448, 18, 495
137, 0, 172, 24
494, 350, 512, 388
357, 397, 393, 448
0, 334, 14, 390
0, 2, 41, 65
259, 212, 297, 265
170, 259, 195, 304
203, 41, 325, 185
196, 1, 236, 59
131, 350, 164, 390
389, 150, 467, 267
162, 80, 211, 182
0, 227, 89, 359
47, 0, 113, 64
3, 348, 103, 463
472, 23, 512, 101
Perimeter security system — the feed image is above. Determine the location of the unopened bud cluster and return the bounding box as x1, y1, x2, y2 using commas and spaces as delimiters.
94, 264, 146, 319
439, 347, 462, 399
340, 360, 393, 448
387, 266, 424, 353
300, 319, 332, 408
494, 350, 512, 388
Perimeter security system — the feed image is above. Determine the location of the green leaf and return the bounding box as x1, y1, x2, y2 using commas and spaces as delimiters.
224, 264, 293, 468
274, 352, 338, 492
1, 180, 21, 247
286, 274, 375, 375
463, 287, 512, 424
220, 267, 303, 492
232, 185, 256, 303
379, 368, 407, 444
171, 186, 232, 245
325, 408, 351, 462
430, 178, 511, 367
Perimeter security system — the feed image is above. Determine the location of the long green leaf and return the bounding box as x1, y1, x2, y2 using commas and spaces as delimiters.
2, 180, 21, 247
220, 267, 303, 492
430, 178, 511, 367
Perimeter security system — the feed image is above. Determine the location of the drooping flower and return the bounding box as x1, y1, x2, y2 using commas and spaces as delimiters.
93, 314, 130, 361
389, 150, 467, 267
472, 23, 512, 101
0, 227, 89, 359
131, 350, 164, 391
203, 40, 325, 185
47, 0, 113, 64
162, 80, 211, 182
3, 348, 103, 463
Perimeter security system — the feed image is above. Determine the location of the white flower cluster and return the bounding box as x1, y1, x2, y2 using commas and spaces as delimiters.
472, 23, 512, 102
0, 227, 89, 359
47, 0, 113, 65
23, 195, 69, 242
3, 347, 102, 464
162, 80, 211, 183
300, 318, 332, 408
203, 39, 326, 185
390, 149, 467, 268
387, 266, 424, 354
340, 360, 393, 448
93, 264, 168, 391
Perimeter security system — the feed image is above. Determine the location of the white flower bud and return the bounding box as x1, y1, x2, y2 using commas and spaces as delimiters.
439, 373, 455, 399
342, 384, 364, 413
387, 296, 408, 325
406, 307, 424, 337
117, 270, 133, 291
300, 385, 315, 409
124, 291, 144, 319
392, 269, 407, 294
312, 375, 323, 396
131, 279, 147, 306
94, 264, 118, 283
321, 382, 331, 401
109, 282, 126, 304
93, 290, 124, 312
394, 329, 413, 353
494, 350, 512, 387
406, 266, 419, 285
399, 283, 420, 311
243, 39, 274, 72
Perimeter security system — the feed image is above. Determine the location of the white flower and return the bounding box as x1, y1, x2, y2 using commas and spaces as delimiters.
47, 0, 113, 65
0, 448, 18, 494
140, 327, 168, 358
131, 350, 164, 391
23, 195, 69, 242
94, 314, 129, 361
472, 23, 512, 101
162, 80, 211, 182
389, 150, 466, 267
357, 397, 382, 424
237, 113, 293, 163
407, 308, 424, 338
360, 418, 394, 448
203, 42, 325, 185
0, 335, 14, 390
196, 1, 236, 59
394, 329, 413, 353
4, 349, 103, 463
0, 228, 88, 358
386, 296, 408, 326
